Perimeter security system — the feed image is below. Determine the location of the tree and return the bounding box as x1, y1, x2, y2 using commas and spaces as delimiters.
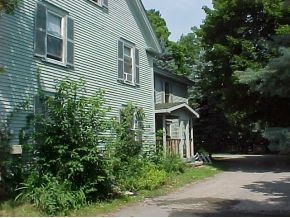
0, 0, 19, 14
146, 9, 171, 48
195, 0, 290, 152
146, 9, 200, 76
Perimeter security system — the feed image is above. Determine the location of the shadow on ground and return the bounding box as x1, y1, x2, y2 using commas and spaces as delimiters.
154, 196, 290, 217
212, 154, 290, 173
160, 155, 290, 217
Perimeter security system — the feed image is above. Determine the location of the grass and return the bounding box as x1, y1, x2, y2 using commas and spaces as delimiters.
0, 163, 224, 217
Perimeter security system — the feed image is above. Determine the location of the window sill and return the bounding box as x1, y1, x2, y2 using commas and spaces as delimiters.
117, 79, 140, 88
45, 58, 66, 67
35, 55, 74, 69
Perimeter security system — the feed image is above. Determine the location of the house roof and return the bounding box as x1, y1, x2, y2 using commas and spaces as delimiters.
154, 66, 194, 85
155, 102, 200, 118
131, 1, 162, 55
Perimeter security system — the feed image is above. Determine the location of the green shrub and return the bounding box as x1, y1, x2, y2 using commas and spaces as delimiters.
34, 78, 115, 200
116, 158, 166, 192
134, 163, 167, 191
1, 144, 36, 196
113, 103, 145, 162
154, 154, 186, 174
16, 174, 86, 216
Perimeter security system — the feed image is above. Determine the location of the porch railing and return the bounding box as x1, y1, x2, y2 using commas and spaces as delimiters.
167, 139, 181, 155
156, 139, 181, 155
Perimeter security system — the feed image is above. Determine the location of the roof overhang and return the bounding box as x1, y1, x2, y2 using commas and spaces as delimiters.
154, 66, 194, 85
132, 0, 162, 55
155, 103, 200, 118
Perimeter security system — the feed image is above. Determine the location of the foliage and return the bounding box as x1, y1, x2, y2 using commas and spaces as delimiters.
116, 158, 166, 192
235, 47, 290, 98
151, 153, 186, 174
0, 0, 20, 14
0, 93, 31, 196
34, 77, 114, 200
113, 102, 145, 162
146, 9, 171, 48
16, 174, 86, 216
1, 164, 223, 217
193, 0, 290, 152
1, 144, 35, 196
147, 9, 202, 76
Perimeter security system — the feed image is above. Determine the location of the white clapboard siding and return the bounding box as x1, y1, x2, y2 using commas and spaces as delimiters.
0, 0, 157, 147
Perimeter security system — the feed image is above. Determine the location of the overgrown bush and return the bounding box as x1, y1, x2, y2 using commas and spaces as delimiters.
34, 78, 114, 200
150, 153, 186, 174
10, 77, 188, 216
16, 174, 86, 216
116, 158, 166, 192
113, 102, 145, 162
1, 144, 36, 196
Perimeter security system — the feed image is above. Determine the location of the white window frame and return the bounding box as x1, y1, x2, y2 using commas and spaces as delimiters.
90, 0, 108, 8
123, 43, 135, 84
46, 10, 66, 65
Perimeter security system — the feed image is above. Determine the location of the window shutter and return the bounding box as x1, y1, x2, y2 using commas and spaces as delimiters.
135, 48, 140, 86
66, 16, 74, 68
118, 40, 124, 81
102, 0, 108, 8
34, 2, 47, 58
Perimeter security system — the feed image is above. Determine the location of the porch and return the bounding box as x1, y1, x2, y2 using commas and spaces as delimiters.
155, 102, 199, 159
156, 138, 193, 157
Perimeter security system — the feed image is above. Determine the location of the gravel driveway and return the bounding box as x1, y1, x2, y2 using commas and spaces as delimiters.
108, 154, 290, 217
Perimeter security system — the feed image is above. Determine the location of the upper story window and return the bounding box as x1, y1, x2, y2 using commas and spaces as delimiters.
47, 12, 63, 61
34, 2, 74, 68
164, 81, 171, 103
117, 39, 140, 86
91, 0, 108, 8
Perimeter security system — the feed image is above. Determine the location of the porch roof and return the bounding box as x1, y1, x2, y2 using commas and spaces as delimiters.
155, 102, 200, 118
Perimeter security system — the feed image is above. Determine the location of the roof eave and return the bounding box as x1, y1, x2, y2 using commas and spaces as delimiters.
136, 0, 162, 54
155, 103, 200, 118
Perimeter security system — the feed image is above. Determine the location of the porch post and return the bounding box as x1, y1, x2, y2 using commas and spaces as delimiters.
162, 115, 166, 155
190, 118, 194, 156
186, 120, 190, 159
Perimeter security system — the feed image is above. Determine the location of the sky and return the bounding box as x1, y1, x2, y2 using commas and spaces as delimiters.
142, 0, 213, 42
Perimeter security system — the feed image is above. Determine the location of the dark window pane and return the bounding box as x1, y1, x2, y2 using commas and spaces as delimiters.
47, 35, 63, 61
124, 56, 132, 74
165, 82, 170, 103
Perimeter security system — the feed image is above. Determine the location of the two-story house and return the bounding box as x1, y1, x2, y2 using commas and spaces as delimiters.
0, 0, 161, 149
154, 67, 199, 159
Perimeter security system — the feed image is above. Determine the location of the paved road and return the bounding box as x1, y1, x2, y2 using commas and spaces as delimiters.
108, 154, 290, 217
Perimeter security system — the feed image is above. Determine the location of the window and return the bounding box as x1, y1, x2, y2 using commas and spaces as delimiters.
91, 0, 108, 8
163, 81, 172, 103
34, 2, 74, 67
117, 39, 140, 86
119, 106, 144, 142
124, 44, 133, 82
166, 119, 179, 139
47, 12, 63, 61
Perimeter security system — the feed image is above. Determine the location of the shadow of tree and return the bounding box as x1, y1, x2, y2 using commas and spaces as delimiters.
212, 154, 290, 173
153, 196, 290, 217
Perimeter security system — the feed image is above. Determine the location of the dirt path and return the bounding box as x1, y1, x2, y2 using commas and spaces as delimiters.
108, 154, 290, 217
